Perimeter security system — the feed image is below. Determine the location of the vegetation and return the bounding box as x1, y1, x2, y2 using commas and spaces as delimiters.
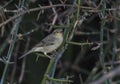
0, 0, 120, 84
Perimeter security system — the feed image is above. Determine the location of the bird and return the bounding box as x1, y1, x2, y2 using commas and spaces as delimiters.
19, 29, 63, 59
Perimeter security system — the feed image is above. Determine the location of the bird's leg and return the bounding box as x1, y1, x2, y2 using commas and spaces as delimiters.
35, 52, 51, 59
44, 52, 52, 59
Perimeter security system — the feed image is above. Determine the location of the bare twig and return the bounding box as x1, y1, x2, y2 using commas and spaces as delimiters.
90, 66, 120, 84
18, 37, 31, 84
10, 42, 20, 84
0, 4, 73, 28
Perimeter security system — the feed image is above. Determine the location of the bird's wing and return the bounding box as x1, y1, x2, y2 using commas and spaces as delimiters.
35, 34, 55, 47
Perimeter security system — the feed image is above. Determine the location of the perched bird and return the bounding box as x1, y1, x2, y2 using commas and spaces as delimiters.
19, 29, 63, 59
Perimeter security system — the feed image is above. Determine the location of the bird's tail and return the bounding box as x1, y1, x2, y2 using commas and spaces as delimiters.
19, 50, 32, 59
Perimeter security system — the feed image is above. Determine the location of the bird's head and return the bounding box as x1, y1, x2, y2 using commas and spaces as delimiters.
53, 29, 63, 38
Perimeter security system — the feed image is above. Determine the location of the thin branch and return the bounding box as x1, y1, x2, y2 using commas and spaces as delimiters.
90, 66, 120, 84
